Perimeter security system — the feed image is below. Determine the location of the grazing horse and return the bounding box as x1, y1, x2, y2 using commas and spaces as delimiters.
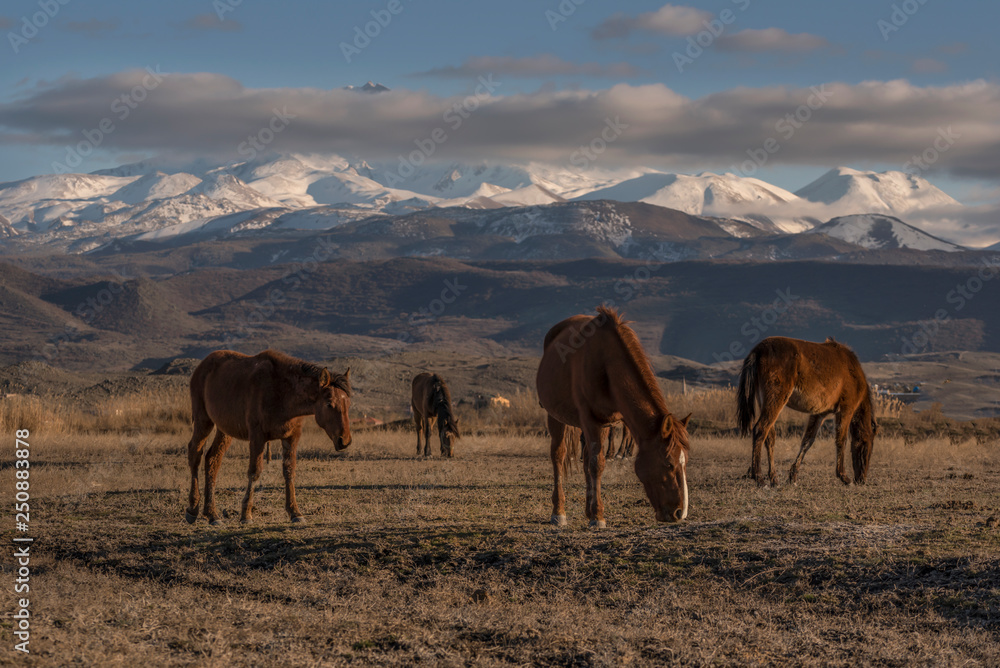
411, 372, 460, 457
737, 336, 878, 487
184, 349, 351, 525
536, 306, 691, 527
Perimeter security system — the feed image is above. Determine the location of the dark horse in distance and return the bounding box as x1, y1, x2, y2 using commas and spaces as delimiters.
411, 372, 460, 457
185, 349, 352, 525
537, 306, 690, 527
737, 336, 877, 487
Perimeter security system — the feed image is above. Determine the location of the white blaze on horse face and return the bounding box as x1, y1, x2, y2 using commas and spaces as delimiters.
679, 451, 688, 520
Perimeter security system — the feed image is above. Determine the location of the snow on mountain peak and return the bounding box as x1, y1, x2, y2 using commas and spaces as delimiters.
808, 213, 964, 252
795, 167, 960, 213
0, 152, 991, 249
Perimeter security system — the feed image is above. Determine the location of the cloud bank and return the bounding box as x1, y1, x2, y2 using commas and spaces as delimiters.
1, 71, 998, 181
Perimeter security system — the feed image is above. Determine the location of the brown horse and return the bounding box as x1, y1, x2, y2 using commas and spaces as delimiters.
737, 336, 877, 487
411, 372, 460, 457
184, 349, 351, 525
536, 306, 691, 527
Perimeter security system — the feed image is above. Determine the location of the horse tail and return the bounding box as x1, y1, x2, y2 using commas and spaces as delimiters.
561, 427, 580, 475
851, 384, 876, 483
736, 350, 759, 436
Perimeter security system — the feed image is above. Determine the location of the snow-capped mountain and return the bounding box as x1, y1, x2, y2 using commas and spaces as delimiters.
795, 167, 960, 214
575, 171, 795, 211
342, 81, 390, 94
0, 153, 988, 251
574, 171, 811, 233
808, 214, 964, 252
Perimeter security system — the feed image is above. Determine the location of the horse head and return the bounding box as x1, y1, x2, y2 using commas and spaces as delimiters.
313, 367, 352, 451
849, 399, 878, 483
438, 414, 460, 457
634, 413, 690, 523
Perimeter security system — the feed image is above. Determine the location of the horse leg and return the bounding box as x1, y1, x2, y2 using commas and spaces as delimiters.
240, 436, 268, 523
185, 416, 214, 524
281, 431, 304, 522
605, 424, 617, 459
548, 415, 568, 526
414, 412, 422, 456
423, 417, 433, 457
834, 411, 852, 485
752, 383, 792, 487
583, 422, 609, 528
788, 414, 824, 484
202, 430, 233, 525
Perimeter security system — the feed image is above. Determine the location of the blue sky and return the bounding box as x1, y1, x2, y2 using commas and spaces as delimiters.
0, 0, 997, 200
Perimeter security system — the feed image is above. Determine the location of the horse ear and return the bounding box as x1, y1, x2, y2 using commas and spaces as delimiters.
319, 368, 331, 387
681, 413, 692, 428
344, 367, 351, 381
660, 416, 674, 438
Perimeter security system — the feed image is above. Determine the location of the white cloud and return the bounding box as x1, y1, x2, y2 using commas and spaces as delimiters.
716, 28, 829, 53
1, 72, 999, 181
412, 55, 639, 79
592, 4, 714, 39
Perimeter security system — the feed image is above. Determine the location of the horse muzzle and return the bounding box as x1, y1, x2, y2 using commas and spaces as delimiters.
656, 507, 686, 523
335, 434, 351, 451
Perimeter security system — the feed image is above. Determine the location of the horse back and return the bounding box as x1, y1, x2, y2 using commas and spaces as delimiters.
192, 351, 277, 440
411, 372, 434, 416
752, 336, 868, 408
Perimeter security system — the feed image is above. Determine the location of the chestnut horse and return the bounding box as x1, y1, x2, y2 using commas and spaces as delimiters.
737, 336, 877, 487
537, 306, 691, 527
411, 372, 460, 457
184, 349, 351, 525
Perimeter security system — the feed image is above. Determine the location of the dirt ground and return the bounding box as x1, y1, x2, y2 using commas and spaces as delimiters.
3, 422, 999, 667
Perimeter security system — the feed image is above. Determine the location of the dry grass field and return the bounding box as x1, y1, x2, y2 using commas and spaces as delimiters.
2, 388, 1000, 667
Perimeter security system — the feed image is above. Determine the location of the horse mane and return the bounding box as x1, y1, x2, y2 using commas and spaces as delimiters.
259, 349, 351, 396
430, 374, 459, 437
594, 305, 671, 418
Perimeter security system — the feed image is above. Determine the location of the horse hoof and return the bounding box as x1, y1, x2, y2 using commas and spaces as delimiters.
589, 519, 607, 529
209, 518, 223, 526
290, 516, 305, 524
185, 510, 198, 524
551, 514, 567, 527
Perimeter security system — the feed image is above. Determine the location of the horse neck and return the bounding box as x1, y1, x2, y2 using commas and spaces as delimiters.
434, 398, 455, 430
281, 384, 318, 420
605, 339, 669, 444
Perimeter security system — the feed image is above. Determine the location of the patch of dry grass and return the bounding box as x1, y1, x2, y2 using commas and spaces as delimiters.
0, 386, 191, 438
5, 415, 1000, 666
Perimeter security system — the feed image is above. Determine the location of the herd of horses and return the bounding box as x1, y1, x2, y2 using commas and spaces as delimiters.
184, 306, 877, 527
